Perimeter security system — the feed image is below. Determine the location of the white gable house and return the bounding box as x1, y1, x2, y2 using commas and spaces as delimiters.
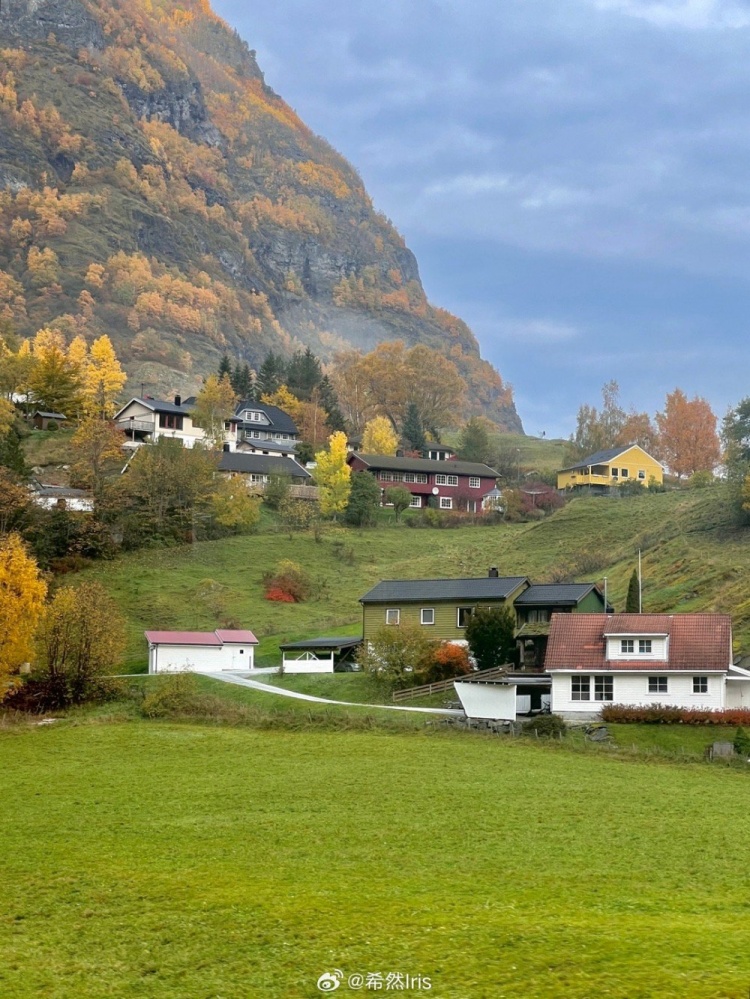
145, 629, 259, 673
115, 395, 240, 450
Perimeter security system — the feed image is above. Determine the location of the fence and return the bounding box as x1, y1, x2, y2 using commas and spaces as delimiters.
392, 666, 510, 702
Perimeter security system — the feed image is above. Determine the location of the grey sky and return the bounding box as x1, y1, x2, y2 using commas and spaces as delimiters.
212, 0, 750, 436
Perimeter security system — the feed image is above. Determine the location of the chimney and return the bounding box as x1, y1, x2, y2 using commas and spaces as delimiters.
174, 394, 181, 407
488, 567, 499, 578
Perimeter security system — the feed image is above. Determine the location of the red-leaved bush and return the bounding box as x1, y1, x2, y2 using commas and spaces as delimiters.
264, 587, 295, 603
425, 642, 472, 682
601, 704, 750, 726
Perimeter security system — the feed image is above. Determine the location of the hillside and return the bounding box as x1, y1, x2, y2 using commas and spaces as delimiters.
79, 485, 750, 669
0, 0, 521, 429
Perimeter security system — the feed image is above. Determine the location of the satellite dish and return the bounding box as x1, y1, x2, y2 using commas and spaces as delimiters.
432, 486, 439, 495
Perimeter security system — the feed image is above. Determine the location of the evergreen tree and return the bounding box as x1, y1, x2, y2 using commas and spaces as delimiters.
401, 403, 426, 452
626, 569, 640, 613
0, 426, 29, 479
232, 362, 254, 402
457, 417, 492, 464
345, 471, 381, 527
255, 351, 286, 397
286, 347, 322, 400
318, 375, 346, 433
465, 606, 517, 671
218, 354, 232, 380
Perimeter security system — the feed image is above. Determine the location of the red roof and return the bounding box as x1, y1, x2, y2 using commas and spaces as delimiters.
145, 629, 258, 646
545, 613, 732, 672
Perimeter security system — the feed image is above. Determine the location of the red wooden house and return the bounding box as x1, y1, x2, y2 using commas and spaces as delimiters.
346, 452, 500, 513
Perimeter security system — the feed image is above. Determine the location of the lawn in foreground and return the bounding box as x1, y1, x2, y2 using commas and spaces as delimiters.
3, 722, 750, 999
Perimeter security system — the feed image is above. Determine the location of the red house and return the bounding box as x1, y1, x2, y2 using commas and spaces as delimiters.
347, 452, 500, 513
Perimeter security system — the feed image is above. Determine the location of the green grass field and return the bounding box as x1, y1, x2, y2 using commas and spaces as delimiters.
80, 483, 749, 670
3, 712, 750, 999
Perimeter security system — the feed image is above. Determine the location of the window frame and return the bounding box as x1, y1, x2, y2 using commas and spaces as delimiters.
648, 676, 668, 694
693, 676, 708, 694
435, 473, 458, 487
594, 675, 614, 701
639, 639, 652, 654
620, 639, 634, 654
469, 476, 481, 489
571, 676, 590, 701
439, 496, 453, 510
385, 608, 400, 626
420, 608, 435, 626
457, 606, 473, 628
409, 495, 422, 508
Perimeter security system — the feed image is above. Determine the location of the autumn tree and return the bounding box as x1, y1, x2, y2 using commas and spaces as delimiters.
329, 349, 375, 432
0, 532, 47, 699
84, 335, 126, 418
314, 431, 351, 518
33, 581, 126, 707
404, 344, 466, 435
192, 373, 237, 449
297, 393, 332, 450
616, 411, 659, 455
568, 380, 626, 460
361, 415, 399, 455
71, 417, 126, 502
655, 389, 721, 479
385, 485, 412, 522
29, 328, 81, 415
260, 384, 304, 425
210, 477, 261, 533
0, 468, 30, 534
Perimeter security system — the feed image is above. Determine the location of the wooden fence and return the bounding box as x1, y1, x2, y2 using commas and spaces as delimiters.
392, 666, 509, 702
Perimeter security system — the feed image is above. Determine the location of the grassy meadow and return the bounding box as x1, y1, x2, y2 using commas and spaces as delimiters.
3, 710, 750, 999
77, 483, 750, 670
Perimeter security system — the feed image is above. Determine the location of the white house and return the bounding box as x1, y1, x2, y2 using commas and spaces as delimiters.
115, 395, 240, 450
31, 483, 94, 512
278, 636, 362, 674
545, 613, 749, 719
234, 401, 300, 457
145, 629, 258, 673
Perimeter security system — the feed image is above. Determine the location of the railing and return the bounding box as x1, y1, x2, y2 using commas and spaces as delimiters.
392, 666, 510, 702
118, 418, 155, 434
288, 485, 319, 500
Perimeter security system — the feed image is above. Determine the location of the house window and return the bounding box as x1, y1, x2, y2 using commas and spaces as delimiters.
224, 421, 231, 430
158, 413, 184, 430
421, 608, 435, 625
380, 472, 392, 482
693, 676, 708, 694
457, 607, 473, 628
404, 473, 416, 483
621, 468, 629, 478
639, 639, 652, 654
239, 649, 244, 655
571, 676, 590, 701
416, 474, 428, 484
409, 496, 422, 508
435, 474, 458, 486
469, 476, 481, 488
648, 676, 668, 693
439, 497, 453, 509
611, 468, 619, 477
594, 676, 614, 701
638, 470, 646, 479
385, 609, 400, 626
621, 639, 634, 654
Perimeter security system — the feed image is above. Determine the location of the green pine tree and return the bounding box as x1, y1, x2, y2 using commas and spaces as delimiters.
318, 375, 346, 433
457, 417, 491, 464
232, 362, 254, 401
626, 569, 640, 613
286, 347, 322, 400
0, 426, 29, 479
218, 354, 232, 381
401, 403, 426, 452
344, 471, 381, 527
256, 351, 286, 397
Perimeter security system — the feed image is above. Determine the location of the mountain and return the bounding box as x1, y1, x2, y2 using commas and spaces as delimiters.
0, 0, 522, 431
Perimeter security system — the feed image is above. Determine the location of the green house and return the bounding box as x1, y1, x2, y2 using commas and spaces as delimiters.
514, 583, 608, 667
360, 572, 530, 643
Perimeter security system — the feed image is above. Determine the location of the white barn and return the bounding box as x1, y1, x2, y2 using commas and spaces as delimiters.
145, 629, 258, 673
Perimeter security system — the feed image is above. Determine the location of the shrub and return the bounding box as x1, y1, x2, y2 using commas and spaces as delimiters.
265, 587, 295, 603
262, 559, 311, 602
600, 704, 750, 725
425, 641, 471, 683
734, 727, 750, 756
521, 714, 567, 737
356, 624, 435, 690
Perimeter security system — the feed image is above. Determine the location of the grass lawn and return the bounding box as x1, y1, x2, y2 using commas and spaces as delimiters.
3, 717, 750, 999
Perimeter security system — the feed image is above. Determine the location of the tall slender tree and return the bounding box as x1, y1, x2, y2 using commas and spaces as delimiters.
626, 569, 640, 613
401, 402, 426, 452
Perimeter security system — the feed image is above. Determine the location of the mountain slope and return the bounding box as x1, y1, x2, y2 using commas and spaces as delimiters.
0, 0, 521, 430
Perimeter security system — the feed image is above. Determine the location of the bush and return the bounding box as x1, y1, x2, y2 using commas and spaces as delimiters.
521, 714, 567, 737
600, 704, 750, 725
356, 624, 436, 690
262, 559, 311, 602
425, 642, 471, 683
734, 727, 750, 756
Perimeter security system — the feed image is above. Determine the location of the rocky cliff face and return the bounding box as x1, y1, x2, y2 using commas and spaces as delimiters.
0, 0, 522, 431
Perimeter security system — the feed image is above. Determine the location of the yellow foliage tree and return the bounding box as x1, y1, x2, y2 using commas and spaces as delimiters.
71, 417, 126, 501
361, 415, 399, 455
314, 431, 351, 518
192, 373, 237, 448
260, 384, 304, 424
210, 477, 261, 532
0, 532, 47, 699
84, 335, 126, 417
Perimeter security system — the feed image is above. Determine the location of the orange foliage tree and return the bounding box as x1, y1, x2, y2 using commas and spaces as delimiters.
655, 389, 721, 479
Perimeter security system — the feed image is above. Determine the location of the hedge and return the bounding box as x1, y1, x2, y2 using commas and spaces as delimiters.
600, 704, 750, 725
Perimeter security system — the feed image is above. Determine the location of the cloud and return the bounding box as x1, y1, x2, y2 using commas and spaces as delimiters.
591, 0, 750, 29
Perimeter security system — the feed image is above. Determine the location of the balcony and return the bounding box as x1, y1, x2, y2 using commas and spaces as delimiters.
117, 418, 155, 435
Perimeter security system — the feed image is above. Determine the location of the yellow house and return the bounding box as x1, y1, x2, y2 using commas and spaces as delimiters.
557, 444, 664, 491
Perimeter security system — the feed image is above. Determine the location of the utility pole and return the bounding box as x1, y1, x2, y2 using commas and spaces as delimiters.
603, 577, 608, 613
638, 549, 642, 613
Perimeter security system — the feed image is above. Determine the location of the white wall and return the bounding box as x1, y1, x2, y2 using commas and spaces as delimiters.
551, 671, 725, 715
454, 681, 517, 720
149, 643, 254, 673
726, 680, 750, 709
282, 652, 335, 674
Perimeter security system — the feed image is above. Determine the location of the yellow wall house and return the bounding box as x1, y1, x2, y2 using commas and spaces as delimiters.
557, 444, 664, 492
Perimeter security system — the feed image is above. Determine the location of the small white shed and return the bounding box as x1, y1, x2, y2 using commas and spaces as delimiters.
454, 672, 552, 721
278, 636, 362, 674
145, 629, 258, 673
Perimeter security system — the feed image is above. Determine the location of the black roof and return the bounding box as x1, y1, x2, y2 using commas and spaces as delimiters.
360, 576, 528, 604
218, 453, 311, 478
561, 444, 662, 472
33, 410, 67, 420
351, 453, 499, 477
235, 401, 298, 435
514, 583, 601, 607
279, 636, 362, 651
